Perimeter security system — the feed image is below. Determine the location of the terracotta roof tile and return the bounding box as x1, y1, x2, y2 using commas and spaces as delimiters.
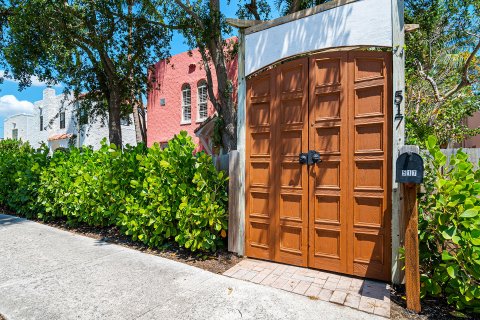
48, 133, 73, 141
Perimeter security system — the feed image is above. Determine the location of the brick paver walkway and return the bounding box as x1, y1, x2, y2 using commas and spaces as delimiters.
224, 259, 390, 318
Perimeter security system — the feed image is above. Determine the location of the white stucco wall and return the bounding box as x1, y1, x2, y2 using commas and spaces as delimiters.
30, 88, 70, 149
3, 88, 137, 151
245, 0, 393, 75
3, 114, 35, 143
79, 116, 137, 149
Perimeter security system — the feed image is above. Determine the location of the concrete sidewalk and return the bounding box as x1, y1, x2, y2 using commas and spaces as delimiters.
0, 214, 382, 320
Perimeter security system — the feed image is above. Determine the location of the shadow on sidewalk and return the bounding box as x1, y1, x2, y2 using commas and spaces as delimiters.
0, 214, 27, 227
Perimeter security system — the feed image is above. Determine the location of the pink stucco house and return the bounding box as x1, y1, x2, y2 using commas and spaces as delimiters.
463, 111, 480, 148
147, 42, 238, 152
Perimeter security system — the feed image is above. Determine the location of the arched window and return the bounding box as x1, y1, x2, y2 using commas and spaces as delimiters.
181, 84, 191, 123
197, 81, 208, 121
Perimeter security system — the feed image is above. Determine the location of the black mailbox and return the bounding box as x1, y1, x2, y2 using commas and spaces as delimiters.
396, 152, 424, 184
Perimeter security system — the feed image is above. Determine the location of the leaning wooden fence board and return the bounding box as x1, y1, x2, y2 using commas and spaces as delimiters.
213, 154, 230, 173
213, 151, 243, 255
227, 151, 242, 254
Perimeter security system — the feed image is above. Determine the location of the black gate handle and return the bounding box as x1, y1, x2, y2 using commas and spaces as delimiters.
299, 153, 308, 164
310, 150, 321, 164
299, 151, 321, 165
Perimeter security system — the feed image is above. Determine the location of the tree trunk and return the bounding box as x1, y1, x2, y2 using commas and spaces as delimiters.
127, 0, 145, 145
219, 104, 237, 152
108, 88, 123, 147
212, 50, 237, 152
132, 102, 144, 144
137, 96, 148, 144
199, 46, 237, 152
200, 1, 237, 152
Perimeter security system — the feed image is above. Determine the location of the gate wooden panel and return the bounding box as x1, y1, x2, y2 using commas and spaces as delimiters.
348, 51, 392, 281
245, 70, 275, 260
274, 59, 309, 266
308, 52, 349, 274
245, 58, 309, 265
245, 51, 392, 281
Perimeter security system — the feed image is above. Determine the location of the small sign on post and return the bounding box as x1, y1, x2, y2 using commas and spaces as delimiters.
396, 145, 423, 313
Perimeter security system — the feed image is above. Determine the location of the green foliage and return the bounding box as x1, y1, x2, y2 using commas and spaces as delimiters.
0, 139, 49, 218
212, 117, 224, 151
419, 135, 480, 311
0, 0, 172, 145
0, 132, 228, 252
37, 141, 146, 226
405, 0, 480, 147
273, 0, 330, 15
121, 131, 228, 251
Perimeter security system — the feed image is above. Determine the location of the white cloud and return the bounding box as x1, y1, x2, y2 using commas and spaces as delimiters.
1, 70, 61, 87
0, 95, 34, 118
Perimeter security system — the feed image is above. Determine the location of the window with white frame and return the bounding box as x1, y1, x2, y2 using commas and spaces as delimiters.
39, 108, 44, 131
197, 81, 208, 121
181, 84, 191, 123
12, 128, 18, 140
79, 108, 88, 125
120, 115, 131, 126
60, 110, 66, 129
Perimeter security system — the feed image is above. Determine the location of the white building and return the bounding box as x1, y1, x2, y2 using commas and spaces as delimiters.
3, 88, 137, 151
3, 113, 35, 143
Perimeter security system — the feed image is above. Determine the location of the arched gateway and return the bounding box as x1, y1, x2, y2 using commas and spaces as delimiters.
229, 0, 406, 283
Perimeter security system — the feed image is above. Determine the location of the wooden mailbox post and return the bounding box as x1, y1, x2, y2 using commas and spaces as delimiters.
396, 145, 423, 312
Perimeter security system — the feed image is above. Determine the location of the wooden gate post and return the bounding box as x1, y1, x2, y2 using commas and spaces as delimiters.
391, 0, 406, 285
403, 182, 421, 312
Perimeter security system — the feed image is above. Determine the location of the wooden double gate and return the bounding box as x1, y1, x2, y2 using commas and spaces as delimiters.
245, 51, 392, 281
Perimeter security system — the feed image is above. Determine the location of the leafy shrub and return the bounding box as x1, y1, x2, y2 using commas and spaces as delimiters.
122, 131, 228, 251
1, 133, 227, 252
37, 142, 146, 226
419, 135, 480, 311
0, 139, 49, 217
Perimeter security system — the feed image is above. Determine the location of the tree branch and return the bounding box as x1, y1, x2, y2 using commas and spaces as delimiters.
416, 60, 442, 103
466, 31, 480, 39
443, 37, 480, 100
197, 42, 219, 110
173, 0, 205, 29
288, 0, 301, 14
0, 7, 11, 19
110, 10, 187, 30
73, 40, 108, 88
245, 0, 261, 20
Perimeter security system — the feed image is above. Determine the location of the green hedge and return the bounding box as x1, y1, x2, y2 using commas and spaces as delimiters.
419, 136, 480, 312
0, 139, 49, 217
0, 131, 228, 252
121, 133, 228, 251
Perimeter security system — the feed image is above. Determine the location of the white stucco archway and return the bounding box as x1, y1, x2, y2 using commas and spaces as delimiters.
228, 0, 405, 284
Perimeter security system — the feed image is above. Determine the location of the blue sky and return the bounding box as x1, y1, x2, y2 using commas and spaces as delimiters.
0, 1, 278, 138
